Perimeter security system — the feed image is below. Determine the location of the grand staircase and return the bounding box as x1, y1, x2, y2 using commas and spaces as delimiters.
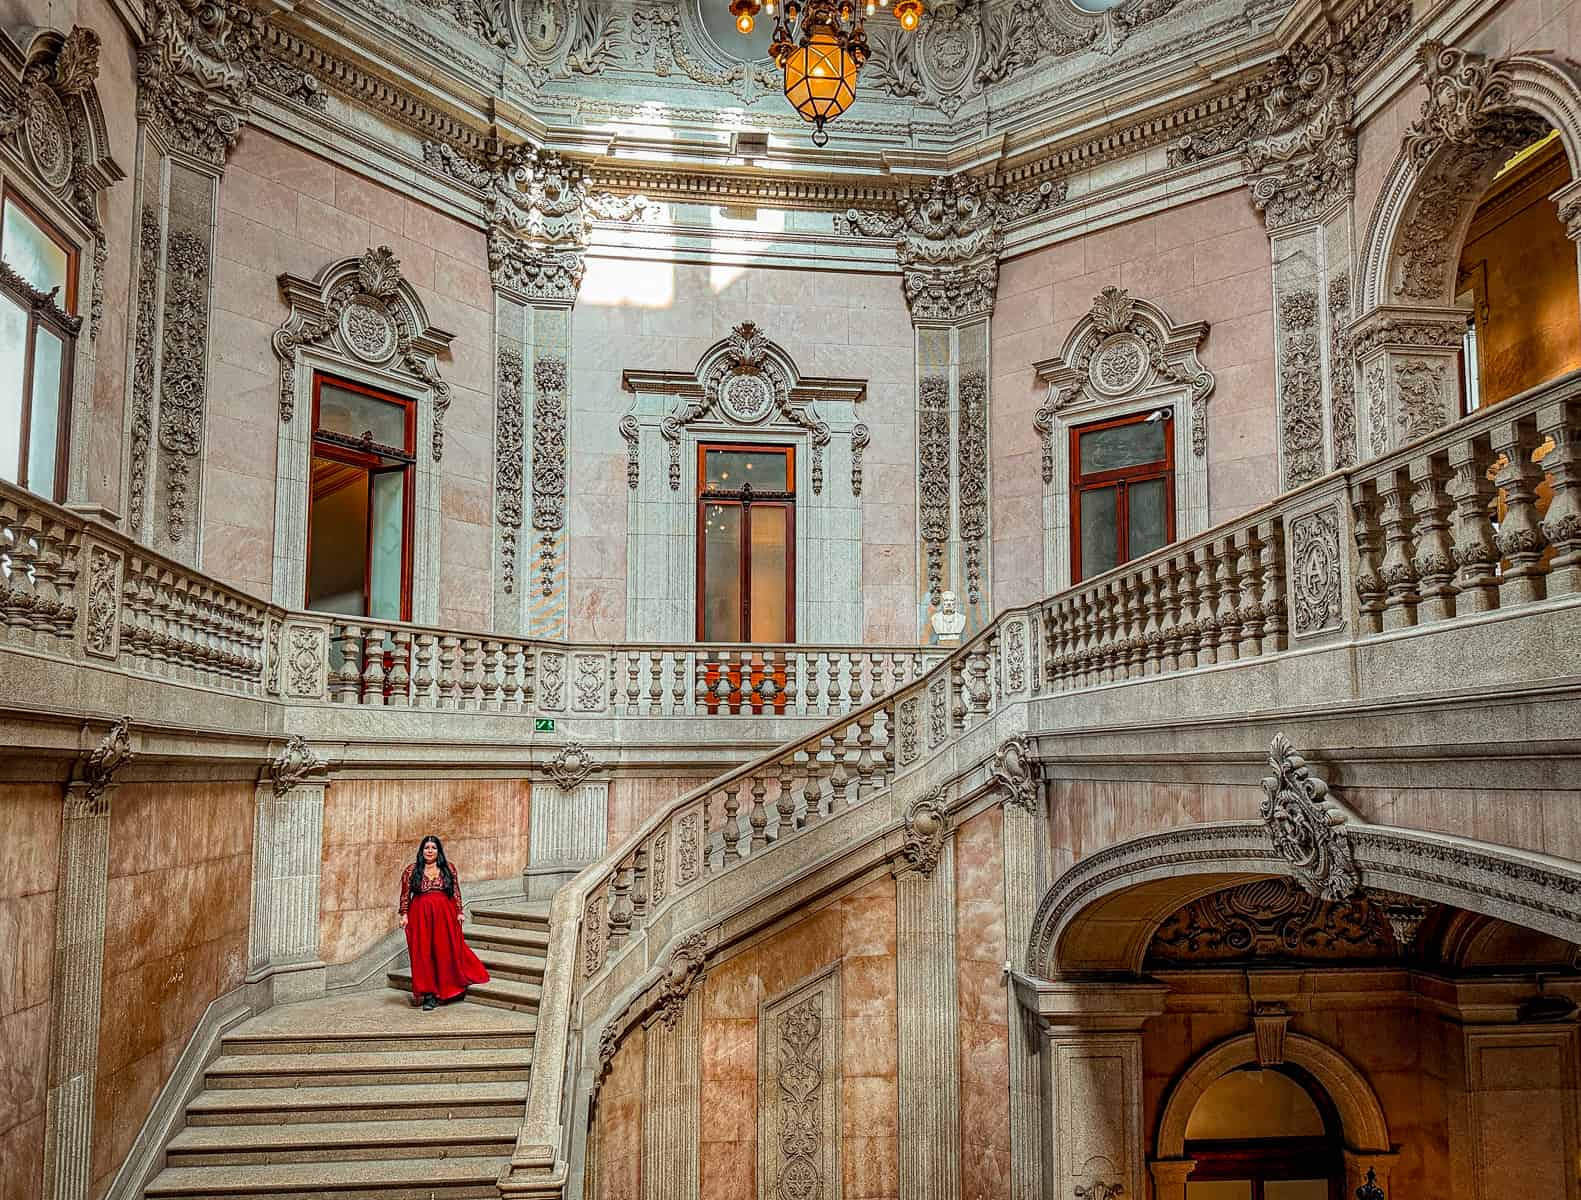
143, 902, 549, 1199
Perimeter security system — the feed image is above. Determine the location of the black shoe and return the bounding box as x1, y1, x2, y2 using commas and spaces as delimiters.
421, 994, 437, 1011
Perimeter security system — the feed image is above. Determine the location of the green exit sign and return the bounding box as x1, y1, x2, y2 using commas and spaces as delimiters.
534, 718, 556, 732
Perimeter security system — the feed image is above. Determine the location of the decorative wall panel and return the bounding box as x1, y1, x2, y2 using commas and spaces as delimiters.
757, 963, 841, 1200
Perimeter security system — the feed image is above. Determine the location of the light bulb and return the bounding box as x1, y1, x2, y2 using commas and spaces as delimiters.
737, 11, 754, 31
899, 7, 918, 27
866, 1, 876, 12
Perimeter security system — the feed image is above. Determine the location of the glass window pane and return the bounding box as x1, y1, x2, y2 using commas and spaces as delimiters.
702, 502, 743, 641
0, 298, 25, 484
1127, 476, 1169, 562
1079, 485, 1119, 580
27, 326, 62, 498
748, 505, 789, 642
317, 381, 409, 450
1266, 1183, 1330, 1200
703, 447, 790, 492
369, 468, 406, 620
2, 200, 70, 306
307, 457, 369, 615
1079, 418, 1166, 474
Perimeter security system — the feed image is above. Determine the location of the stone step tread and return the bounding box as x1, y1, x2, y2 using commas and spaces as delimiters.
206, 1047, 530, 1080
472, 946, 546, 974
167, 1117, 519, 1153
463, 923, 550, 951
145, 1155, 509, 1195
187, 1081, 528, 1115
386, 971, 541, 1006
468, 902, 551, 928
221, 1028, 536, 1056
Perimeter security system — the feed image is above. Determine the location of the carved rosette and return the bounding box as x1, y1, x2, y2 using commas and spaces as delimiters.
269, 734, 327, 797
495, 348, 525, 594
547, 741, 596, 789
531, 356, 569, 597
894, 788, 950, 879
655, 932, 707, 1028
1259, 733, 1359, 901
274, 247, 455, 458
991, 735, 1040, 812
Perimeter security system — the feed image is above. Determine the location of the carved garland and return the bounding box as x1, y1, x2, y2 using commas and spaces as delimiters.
1278, 290, 1325, 490
919, 375, 951, 606
272, 247, 455, 459
158, 227, 210, 544
957, 370, 989, 606
531, 356, 569, 597
495, 348, 525, 594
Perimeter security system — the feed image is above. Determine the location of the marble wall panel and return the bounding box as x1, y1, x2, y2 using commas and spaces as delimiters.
595, 1022, 645, 1200
318, 777, 530, 962
0, 785, 62, 1200
954, 808, 1010, 1200
92, 780, 254, 1198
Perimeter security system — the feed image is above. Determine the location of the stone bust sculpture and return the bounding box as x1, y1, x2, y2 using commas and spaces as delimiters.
931, 591, 966, 642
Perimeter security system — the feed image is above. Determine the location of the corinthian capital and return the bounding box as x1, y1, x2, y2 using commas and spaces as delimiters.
137, 0, 261, 168
1241, 43, 1356, 231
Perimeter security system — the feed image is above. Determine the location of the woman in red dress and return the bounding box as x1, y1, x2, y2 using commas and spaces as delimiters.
399, 835, 489, 1010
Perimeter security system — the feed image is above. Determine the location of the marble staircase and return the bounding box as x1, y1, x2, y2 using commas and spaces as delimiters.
142, 902, 548, 1199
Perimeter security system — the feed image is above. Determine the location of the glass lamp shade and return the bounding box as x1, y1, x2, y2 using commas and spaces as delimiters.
783, 27, 857, 141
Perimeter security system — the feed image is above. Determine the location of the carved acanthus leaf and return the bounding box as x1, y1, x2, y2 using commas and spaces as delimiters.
991, 735, 1040, 812
76, 716, 134, 807
270, 734, 327, 796
547, 741, 596, 789
1402, 42, 1521, 168
656, 932, 708, 1028
895, 788, 950, 879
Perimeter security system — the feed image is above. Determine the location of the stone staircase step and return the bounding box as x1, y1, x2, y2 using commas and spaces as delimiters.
467, 902, 551, 931
144, 1154, 509, 1199
220, 1024, 535, 1056
472, 946, 546, 984
461, 921, 549, 955
203, 1047, 530, 1089
164, 1117, 519, 1167
184, 1081, 528, 1126
386, 970, 541, 1014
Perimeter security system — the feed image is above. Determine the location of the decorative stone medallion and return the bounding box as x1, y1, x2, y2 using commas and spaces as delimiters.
522, 0, 571, 53
24, 87, 72, 189
341, 301, 398, 362
1089, 333, 1149, 396
722, 372, 772, 423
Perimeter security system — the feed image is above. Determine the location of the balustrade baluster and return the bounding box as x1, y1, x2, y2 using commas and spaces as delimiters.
607, 861, 634, 946
809, 652, 827, 716
631, 844, 648, 922
782, 650, 801, 715
1193, 546, 1220, 666
774, 755, 795, 840
799, 745, 823, 826
1539, 400, 1581, 596
748, 773, 769, 851
722, 781, 742, 865
438, 636, 461, 709
1235, 527, 1265, 658
1492, 418, 1549, 607
459, 638, 483, 709
625, 649, 640, 716
331, 624, 361, 703
1410, 455, 1457, 623
2, 511, 40, 644
503, 642, 525, 710
360, 626, 387, 705
1173, 551, 1199, 668
388, 630, 412, 705
949, 655, 967, 730
1140, 565, 1163, 676
1376, 467, 1420, 629
1446, 438, 1500, 613
28, 520, 61, 641
879, 701, 896, 787
673, 650, 690, 715
646, 650, 663, 715
1261, 521, 1289, 652
1348, 480, 1386, 637
1216, 536, 1243, 661
477, 640, 499, 710
412, 634, 436, 707
853, 711, 877, 801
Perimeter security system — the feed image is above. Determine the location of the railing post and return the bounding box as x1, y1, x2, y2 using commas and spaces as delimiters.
1446, 437, 1500, 614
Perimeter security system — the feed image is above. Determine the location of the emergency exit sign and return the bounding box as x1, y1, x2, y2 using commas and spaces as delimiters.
534, 718, 555, 732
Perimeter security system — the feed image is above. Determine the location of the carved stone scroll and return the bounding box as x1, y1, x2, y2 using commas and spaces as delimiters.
1260, 733, 1359, 901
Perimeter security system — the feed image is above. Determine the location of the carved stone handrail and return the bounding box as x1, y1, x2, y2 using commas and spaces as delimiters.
510, 365, 1581, 1196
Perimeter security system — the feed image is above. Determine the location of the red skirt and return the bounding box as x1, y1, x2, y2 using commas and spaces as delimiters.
404, 890, 490, 1001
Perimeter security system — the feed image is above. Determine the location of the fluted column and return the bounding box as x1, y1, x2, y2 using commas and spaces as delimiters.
642, 989, 701, 1200
247, 736, 329, 1002
43, 720, 133, 1200
1001, 799, 1043, 1197
894, 793, 961, 1200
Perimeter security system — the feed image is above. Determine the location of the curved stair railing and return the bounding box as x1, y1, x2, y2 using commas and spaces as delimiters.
499, 367, 1581, 1196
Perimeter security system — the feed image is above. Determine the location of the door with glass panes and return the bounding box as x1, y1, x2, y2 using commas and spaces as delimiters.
1070, 410, 1175, 582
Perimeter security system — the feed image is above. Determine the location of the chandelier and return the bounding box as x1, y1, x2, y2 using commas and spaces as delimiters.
729, 0, 924, 146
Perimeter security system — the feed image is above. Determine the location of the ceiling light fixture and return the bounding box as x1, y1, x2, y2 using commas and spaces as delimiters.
731, 0, 923, 146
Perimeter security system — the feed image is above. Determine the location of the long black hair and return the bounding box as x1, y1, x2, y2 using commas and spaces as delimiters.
410, 834, 456, 902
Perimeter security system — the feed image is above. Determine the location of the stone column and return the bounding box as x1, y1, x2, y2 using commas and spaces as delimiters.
642, 989, 701, 1200
525, 757, 608, 901
1350, 307, 1467, 459
42, 719, 133, 1200
892, 792, 961, 1200
247, 736, 329, 1003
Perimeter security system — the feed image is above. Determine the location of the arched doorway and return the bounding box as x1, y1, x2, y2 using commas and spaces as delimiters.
1182, 1064, 1342, 1200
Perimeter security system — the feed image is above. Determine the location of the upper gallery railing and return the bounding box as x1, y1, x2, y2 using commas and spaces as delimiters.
506, 367, 1581, 1194
0, 488, 940, 719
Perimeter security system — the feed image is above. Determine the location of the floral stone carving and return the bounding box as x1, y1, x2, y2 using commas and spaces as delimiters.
546, 742, 596, 789
991, 735, 1040, 813
895, 787, 950, 879
269, 734, 328, 797
655, 932, 707, 1028
1259, 733, 1359, 901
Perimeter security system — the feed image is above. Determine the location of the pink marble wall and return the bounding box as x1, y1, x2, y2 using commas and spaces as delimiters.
319, 777, 531, 963
0, 785, 61, 1200
593, 1022, 644, 1200
955, 808, 1011, 1200
606, 774, 717, 849
93, 780, 254, 1199
571, 261, 917, 643
208, 131, 494, 627
696, 877, 899, 1199
990, 191, 1277, 612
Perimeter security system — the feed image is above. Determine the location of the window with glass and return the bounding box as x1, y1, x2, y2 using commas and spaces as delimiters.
1183, 1066, 1341, 1200
697, 443, 795, 642
0, 192, 78, 502
305, 375, 416, 621
1070, 410, 1175, 582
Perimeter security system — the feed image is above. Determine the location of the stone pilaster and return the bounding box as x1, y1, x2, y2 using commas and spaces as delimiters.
642, 988, 701, 1200
894, 794, 961, 1200
1349, 307, 1467, 459
43, 719, 133, 1200
759, 963, 842, 1200
247, 736, 329, 1002
525, 778, 608, 901
1000, 799, 1043, 1197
